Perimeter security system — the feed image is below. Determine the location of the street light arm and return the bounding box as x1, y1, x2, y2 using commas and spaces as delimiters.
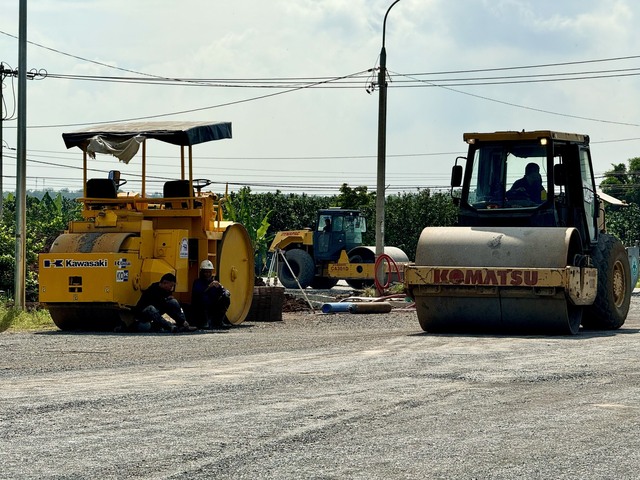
382, 0, 402, 49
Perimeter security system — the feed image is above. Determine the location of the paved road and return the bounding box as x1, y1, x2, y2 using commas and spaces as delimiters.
1, 297, 640, 479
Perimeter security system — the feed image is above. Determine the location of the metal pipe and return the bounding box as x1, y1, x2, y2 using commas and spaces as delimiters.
82, 150, 87, 196
141, 139, 146, 197
180, 145, 185, 179
188, 145, 193, 209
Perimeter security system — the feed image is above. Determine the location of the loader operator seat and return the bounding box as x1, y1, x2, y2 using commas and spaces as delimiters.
164, 180, 195, 209
86, 178, 118, 210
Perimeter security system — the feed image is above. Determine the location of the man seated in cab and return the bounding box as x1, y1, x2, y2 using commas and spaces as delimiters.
507, 162, 547, 204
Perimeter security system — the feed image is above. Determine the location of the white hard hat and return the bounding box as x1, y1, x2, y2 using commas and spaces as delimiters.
200, 260, 214, 270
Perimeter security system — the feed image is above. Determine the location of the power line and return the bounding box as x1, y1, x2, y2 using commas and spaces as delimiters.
391, 70, 640, 128
3, 28, 640, 129
4, 27, 639, 84
16, 69, 371, 129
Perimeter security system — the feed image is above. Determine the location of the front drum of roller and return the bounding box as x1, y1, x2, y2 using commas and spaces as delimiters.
217, 223, 255, 325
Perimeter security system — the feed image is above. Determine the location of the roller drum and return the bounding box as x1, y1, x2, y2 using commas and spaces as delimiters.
412, 226, 583, 334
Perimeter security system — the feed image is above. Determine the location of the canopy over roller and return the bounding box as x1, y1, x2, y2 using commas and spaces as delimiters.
62, 121, 233, 163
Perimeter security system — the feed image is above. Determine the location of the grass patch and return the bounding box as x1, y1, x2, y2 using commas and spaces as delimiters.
362, 282, 407, 297
0, 305, 56, 333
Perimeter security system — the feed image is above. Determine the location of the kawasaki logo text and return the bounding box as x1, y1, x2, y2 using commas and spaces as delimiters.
65, 259, 108, 268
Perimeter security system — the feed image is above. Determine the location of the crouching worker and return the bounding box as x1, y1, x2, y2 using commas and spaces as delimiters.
134, 273, 191, 333
191, 260, 231, 330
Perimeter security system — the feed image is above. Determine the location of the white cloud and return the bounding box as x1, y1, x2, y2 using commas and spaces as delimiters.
0, 0, 639, 193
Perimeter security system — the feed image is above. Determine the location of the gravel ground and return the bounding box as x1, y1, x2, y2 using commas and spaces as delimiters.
1, 293, 640, 479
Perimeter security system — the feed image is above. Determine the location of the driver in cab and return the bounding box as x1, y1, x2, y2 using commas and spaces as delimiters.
507, 162, 546, 203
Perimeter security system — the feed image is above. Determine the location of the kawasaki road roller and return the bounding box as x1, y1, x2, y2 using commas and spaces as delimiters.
404, 130, 631, 334
38, 121, 254, 331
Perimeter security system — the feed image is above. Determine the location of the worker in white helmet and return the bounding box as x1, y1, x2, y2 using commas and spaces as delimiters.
191, 259, 231, 330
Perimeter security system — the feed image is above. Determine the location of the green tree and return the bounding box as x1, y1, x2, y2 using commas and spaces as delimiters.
606, 203, 640, 246
335, 184, 376, 244
600, 158, 640, 205
0, 192, 81, 300
600, 157, 640, 245
385, 189, 458, 261
225, 187, 274, 275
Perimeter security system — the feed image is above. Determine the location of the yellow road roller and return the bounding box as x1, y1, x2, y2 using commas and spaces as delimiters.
404, 130, 631, 334
38, 121, 254, 331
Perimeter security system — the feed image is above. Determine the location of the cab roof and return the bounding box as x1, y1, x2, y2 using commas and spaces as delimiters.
463, 130, 589, 144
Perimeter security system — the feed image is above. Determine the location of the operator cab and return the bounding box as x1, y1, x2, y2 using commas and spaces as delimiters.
313, 209, 366, 261
452, 131, 598, 247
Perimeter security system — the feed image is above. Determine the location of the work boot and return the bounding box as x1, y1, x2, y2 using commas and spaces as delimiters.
177, 321, 197, 333
135, 320, 152, 333
204, 319, 230, 330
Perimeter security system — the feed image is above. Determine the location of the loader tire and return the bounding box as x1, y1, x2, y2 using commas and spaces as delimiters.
310, 276, 339, 289
582, 234, 631, 330
278, 249, 315, 289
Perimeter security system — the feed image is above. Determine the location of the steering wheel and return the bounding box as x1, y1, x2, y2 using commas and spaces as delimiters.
192, 178, 213, 194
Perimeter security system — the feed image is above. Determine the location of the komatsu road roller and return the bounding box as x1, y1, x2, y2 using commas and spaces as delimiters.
404, 130, 632, 334
38, 121, 254, 331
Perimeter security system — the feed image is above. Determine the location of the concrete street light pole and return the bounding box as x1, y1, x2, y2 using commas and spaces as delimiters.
14, 0, 27, 308
375, 0, 402, 259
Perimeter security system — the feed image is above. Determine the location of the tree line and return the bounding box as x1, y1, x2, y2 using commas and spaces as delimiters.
2, 167, 637, 302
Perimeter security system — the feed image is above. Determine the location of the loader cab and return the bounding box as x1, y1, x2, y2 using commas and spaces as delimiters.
455, 131, 597, 247
313, 209, 366, 261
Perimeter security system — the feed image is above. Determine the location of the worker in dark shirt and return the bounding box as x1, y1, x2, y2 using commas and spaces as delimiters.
191, 260, 231, 330
134, 273, 189, 332
507, 162, 546, 204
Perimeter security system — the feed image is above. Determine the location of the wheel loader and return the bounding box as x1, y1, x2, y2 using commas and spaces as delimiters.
38, 121, 255, 331
269, 208, 408, 289
404, 130, 632, 334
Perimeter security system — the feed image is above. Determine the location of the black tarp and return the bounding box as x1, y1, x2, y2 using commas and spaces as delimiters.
62, 121, 233, 149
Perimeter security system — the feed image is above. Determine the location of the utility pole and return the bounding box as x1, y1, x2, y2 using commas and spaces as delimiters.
375, 0, 402, 260
3, 10, 46, 306
0, 63, 7, 219
0, 69, 3, 220
15, 0, 27, 308
374, 1, 402, 296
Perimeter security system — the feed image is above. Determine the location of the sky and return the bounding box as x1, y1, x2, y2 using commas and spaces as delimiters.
1, 0, 640, 196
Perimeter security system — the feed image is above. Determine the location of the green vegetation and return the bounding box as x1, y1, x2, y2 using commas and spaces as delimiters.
0, 192, 82, 300
600, 158, 640, 245
0, 305, 55, 332
225, 187, 275, 275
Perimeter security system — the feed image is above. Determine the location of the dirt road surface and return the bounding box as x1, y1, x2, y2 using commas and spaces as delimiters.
2, 296, 640, 479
